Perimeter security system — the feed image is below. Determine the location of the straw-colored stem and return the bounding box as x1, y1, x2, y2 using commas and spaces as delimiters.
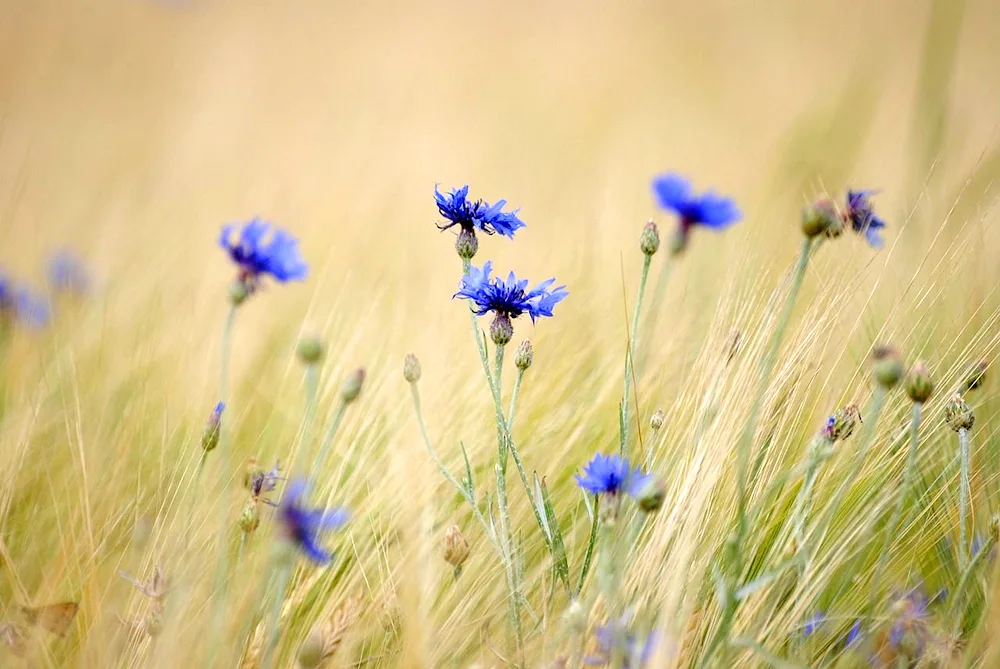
620, 254, 652, 456
959, 426, 971, 570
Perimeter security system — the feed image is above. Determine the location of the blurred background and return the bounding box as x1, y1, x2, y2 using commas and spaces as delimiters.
2, 0, 1000, 666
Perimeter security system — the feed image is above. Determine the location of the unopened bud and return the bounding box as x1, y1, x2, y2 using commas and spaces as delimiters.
297, 337, 325, 365
297, 627, 326, 669
961, 359, 987, 393
228, 279, 250, 306
636, 477, 666, 513
443, 525, 470, 570
905, 361, 933, 403
945, 394, 974, 432
490, 313, 513, 346
403, 353, 422, 383
340, 368, 365, 403
455, 228, 479, 260
650, 409, 665, 431
801, 200, 840, 239
237, 499, 260, 534
872, 345, 904, 389
514, 340, 534, 371
640, 220, 660, 256
201, 402, 225, 452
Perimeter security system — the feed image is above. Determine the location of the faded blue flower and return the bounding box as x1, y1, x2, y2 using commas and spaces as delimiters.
845, 190, 886, 249
576, 453, 650, 497
0, 273, 49, 328
47, 250, 90, 295
454, 261, 567, 322
887, 588, 929, 661
250, 461, 282, 501
652, 173, 741, 230
434, 185, 525, 238
219, 218, 308, 288
277, 480, 349, 564
802, 611, 825, 638
844, 619, 864, 648
584, 620, 655, 668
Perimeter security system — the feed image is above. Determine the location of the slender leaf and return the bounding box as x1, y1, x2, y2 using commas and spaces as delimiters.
539, 475, 571, 591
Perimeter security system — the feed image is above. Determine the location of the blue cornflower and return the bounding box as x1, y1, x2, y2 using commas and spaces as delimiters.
886, 588, 929, 661
802, 611, 825, 638
651, 173, 741, 253
249, 461, 282, 502
47, 250, 90, 296
576, 453, 650, 498
434, 185, 525, 239
844, 619, 864, 648
455, 261, 567, 345
219, 218, 308, 291
277, 480, 349, 564
584, 620, 655, 668
845, 190, 886, 249
0, 274, 50, 328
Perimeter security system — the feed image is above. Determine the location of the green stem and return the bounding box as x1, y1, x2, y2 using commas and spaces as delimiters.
951, 536, 996, 637
620, 254, 652, 456
495, 462, 523, 659
596, 519, 626, 669
575, 498, 600, 595
261, 559, 292, 669
791, 461, 821, 555
495, 344, 507, 464
507, 368, 525, 432
959, 426, 971, 570
635, 255, 674, 377
409, 382, 500, 554
291, 364, 319, 474
868, 402, 923, 614
313, 399, 347, 477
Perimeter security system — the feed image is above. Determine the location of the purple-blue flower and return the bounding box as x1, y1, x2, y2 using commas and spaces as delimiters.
576, 454, 650, 497
584, 620, 655, 668
219, 218, 308, 288
844, 619, 864, 648
250, 461, 282, 501
434, 185, 525, 238
455, 261, 567, 322
47, 250, 90, 296
845, 190, 886, 249
277, 480, 349, 564
652, 173, 741, 231
0, 273, 50, 328
802, 611, 825, 638
887, 588, 929, 660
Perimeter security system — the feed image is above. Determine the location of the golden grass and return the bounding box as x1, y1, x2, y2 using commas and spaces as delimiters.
2, 0, 1000, 666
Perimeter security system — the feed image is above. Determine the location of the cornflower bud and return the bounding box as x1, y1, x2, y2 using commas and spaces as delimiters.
639, 219, 660, 256
650, 409, 665, 431
514, 340, 534, 371
403, 353, 421, 383
872, 345, 904, 389
237, 499, 260, 534
801, 199, 840, 239
443, 525, 470, 572
905, 361, 933, 403
636, 477, 666, 513
490, 313, 513, 346
297, 337, 325, 365
455, 228, 479, 260
945, 394, 974, 432
201, 402, 225, 452
341, 368, 365, 404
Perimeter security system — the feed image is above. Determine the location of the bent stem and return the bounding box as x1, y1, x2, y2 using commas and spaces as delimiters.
620, 254, 652, 456
868, 402, 923, 614
959, 426, 971, 570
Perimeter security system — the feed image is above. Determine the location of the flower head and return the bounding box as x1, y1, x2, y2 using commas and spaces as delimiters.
47, 251, 91, 295
652, 173, 741, 245
246, 460, 282, 502
845, 190, 886, 249
434, 185, 525, 239
802, 611, 825, 638
575, 453, 650, 497
219, 218, 308, 291
584, 619, 655, 668
277, 480, 349, 564
201, 402, 224, 452
454, 261, 567, 323
882, 588, 929, 663
0, 274, 50, 329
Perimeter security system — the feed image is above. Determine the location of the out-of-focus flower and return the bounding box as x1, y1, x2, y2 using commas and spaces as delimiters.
575, 453, 649, 498
219, 218, 308, 292
845, 190, 886, 249
277, 480, 349, 564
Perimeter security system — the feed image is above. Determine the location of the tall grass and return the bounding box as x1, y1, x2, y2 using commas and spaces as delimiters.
2, 1, 1000, 667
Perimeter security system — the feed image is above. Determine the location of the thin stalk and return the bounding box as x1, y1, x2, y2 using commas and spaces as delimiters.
635, 255, 674, 377
596, 518, 626, 669
409, 382, 500, 554
291, 364, 319, 474
959, 426, 971, 570
575, 499, 600, 595
620, 254, 652, 456
312, 400, 347, 477
507, 368, 525, 432
791, 461, 821, 554
951, 536, 996, 637
496, 462, 523, 660
868, 402, 923, 614
495, 344, 507, 464
261, 559, 292, 669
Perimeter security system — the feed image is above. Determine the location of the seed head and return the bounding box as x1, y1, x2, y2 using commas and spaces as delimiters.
340, 368, 365, 404
640, 219, 660, 256
944, 394, 974, 432
443, 525, 470, 570
961, 359, 987, 393
801, 199, 840, 239
872, 345, 904, 389
403, 353, 422, 383
514, 340, 534, 371
490, 313, 513, 346
455, 228, 479, 260
905, 361, 933, 403
824, 404, 861, 442
636, 477, 666, 513
297, 628, 326, 669
650, 409, 665, 431
201, 402, 225, 452
297, 337, 325, 365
